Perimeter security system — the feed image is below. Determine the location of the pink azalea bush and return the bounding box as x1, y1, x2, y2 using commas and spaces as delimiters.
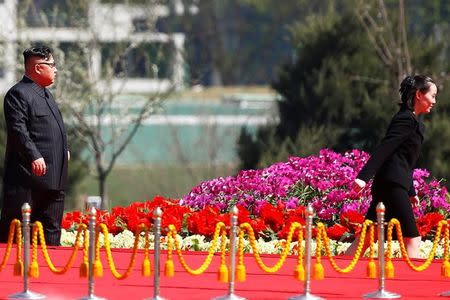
181, 149, 449, 225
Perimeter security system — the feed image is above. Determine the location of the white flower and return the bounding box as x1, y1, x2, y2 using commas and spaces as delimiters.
60, 230, 446, 259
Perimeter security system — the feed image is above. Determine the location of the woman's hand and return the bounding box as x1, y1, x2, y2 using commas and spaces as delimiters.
352, 178, 366, 194
410, 195, 420, 207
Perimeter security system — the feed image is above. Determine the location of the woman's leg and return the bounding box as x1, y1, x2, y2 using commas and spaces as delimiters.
385, 183, 421, 258
345, 183, 379, 257
347, 235, 421, 258
404, 236, 421, 258
344, 234, 370, 256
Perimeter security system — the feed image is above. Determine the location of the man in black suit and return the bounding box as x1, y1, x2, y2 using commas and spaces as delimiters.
0, 45, 69, 246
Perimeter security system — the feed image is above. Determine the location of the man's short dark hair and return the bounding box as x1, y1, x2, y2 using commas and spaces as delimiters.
23, 45, 53, 64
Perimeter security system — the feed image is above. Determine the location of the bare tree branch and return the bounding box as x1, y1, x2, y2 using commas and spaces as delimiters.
46, 1, 180, 208
355, 0, 411, 88
356, 10, 391, 66
399, 0, 411, 75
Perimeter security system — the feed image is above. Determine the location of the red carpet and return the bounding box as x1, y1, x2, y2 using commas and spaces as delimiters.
0, 244, 448, 299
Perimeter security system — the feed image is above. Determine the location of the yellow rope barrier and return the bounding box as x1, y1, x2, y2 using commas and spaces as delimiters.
28, 221, 86, 277
3, 216, 447, 283
313, 224, 325, 279
236, 229, 247, 282
442, 223, 450, 277
238, 222, 302, 273
165, 230, 175, 276
99, 223, 144, 280
386, 218, 446, 273
94, 226, 104, 277
293, 227, 305, 281
79, 227, 89, 277
165, 222, 225, 276
317, 220, 373, 274
0, 219, 21, 274
141, 228, 151, 277
367, 223, 376, 278
218, 228, 229, 282
14, 220, 23, 276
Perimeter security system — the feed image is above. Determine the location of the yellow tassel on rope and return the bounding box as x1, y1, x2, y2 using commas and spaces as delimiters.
218, 264, 229, 283
165, 259, 175, 277
367, 260, 377, 278
94, 259, 103, 277
385, 259, 394, 278
142, 258, 151, 277
79, 261, 89, 278
442, 261, 450, 278
294, 263, 305, 281
28, 260, 39, 278
313, 262, 324, 280
13, 260, 23, 276
235, 264, 246, 282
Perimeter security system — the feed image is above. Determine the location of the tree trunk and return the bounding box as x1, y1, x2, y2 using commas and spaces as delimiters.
99, 174, 109, 210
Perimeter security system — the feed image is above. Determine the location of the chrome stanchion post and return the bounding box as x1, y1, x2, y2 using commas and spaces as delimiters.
288, 204, 324, 300
213, 206, 246, 300
364, 202, 400, 299
145, 207, 167, 300
441, 291, 450, 297
79, 207, 106, 300
8, 203, 45, 299
440, 224, 450, 297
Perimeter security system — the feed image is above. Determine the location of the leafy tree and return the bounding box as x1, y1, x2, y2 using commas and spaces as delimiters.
355, 0, 450, 183
238, 1, 450, 186
54, 42, 172, 210
239, 12, 392, 168
176, 0, 339, 85
406, 0, 450, 37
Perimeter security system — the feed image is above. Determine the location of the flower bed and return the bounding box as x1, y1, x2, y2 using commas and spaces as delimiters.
62, 150, 449, 252
60, 229, 447, 259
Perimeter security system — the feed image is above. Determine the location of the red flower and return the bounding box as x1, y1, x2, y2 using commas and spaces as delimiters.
112, 206, 126, 219
326, 224, 349, 241
187, 206, 221, 237
340, 210, 365, 234
258, 203, 284, 232
96, 212, 122, 235
248, 218, 266, 238
61, 211, 86, 229
61, 212, 74, 229
236, 205, 252, 224
416, 212, 444, 237
277, 223, 303, 240
277, 211, 306, 240
126, 214, 150, 233
285, 206, 306, 220
161, 205, 190, 232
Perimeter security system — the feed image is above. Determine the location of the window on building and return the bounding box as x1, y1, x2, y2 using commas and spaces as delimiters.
58, 42, 88, 68
18, 0, 89, 28
132, 17, 150, 33
0, 44, 4, 78
100, 0, 147, 3
101, 42, 173, 79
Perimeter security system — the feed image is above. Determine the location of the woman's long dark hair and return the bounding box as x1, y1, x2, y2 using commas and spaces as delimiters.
399, 75, 435, 110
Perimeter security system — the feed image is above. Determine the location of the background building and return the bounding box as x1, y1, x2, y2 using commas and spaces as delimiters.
0, 0, 185, 93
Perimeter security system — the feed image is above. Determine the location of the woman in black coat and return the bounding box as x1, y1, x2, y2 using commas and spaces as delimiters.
346, 75, 437, 258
